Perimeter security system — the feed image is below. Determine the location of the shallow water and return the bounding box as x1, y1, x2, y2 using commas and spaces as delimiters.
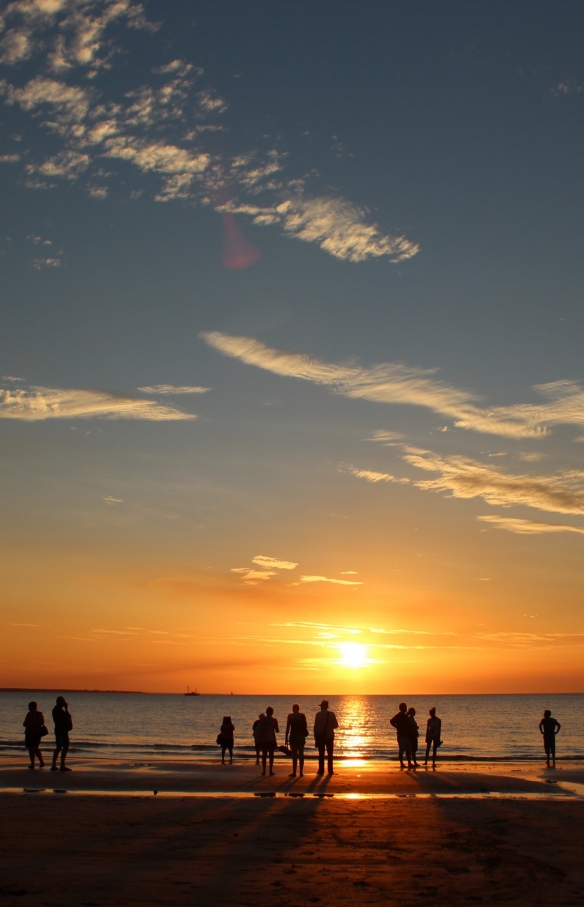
1, 692, 582, 762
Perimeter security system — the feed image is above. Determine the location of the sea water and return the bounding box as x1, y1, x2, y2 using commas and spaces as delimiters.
1, 692, 582, 762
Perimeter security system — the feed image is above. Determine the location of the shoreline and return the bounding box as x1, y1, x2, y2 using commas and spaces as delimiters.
2, 753, 584, 798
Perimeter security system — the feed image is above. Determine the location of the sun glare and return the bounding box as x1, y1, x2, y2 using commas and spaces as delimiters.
338, 642, 369, 668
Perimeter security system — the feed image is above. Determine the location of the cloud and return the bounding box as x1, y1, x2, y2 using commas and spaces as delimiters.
366, 430, 405, 445
477, 515, 584, 535
200, 331, 584, 439
346, 465, 408, 484
227, 194, 418, 263
231, 567, 276, 585
0, 4, 417, 265
340, 570, 358, 574
103, 495, 123, 505
298, 575, 362, 586
32, 256, 61, 269
251, 554, 297, 570
0, 383, 196, 420
402, 449, 584, 515
137, 384, 210, 395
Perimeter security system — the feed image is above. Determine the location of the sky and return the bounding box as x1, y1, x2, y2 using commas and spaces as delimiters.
1, 0, 584, 694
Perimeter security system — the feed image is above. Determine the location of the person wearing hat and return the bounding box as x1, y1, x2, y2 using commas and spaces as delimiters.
313, 700, 338, 775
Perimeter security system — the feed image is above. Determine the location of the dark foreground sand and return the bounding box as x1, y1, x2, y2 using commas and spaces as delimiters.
1, 759, 584, 906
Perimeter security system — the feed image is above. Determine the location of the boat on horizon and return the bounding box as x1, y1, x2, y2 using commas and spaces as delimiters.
184, 686, 200, 696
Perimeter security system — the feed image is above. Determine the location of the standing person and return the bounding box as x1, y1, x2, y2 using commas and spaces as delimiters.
390, 702, 413, 770
51, 696, 73, 772
539, 709, 561, 768
424, 707, 442, 769
23, 701, 46, 770
260, 706, 279, 776
285, 703, 308, 778
313, 700, 338, 776
252, 713, 265, 765
407, 706, 420, 768
219, 716, 235, 764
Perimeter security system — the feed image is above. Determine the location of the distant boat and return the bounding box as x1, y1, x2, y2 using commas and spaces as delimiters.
184, 686, 200, 696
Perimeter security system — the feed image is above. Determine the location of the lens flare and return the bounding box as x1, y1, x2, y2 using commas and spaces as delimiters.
221, 212, 260, 270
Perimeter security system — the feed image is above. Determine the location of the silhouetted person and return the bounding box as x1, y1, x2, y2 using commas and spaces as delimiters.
260, 706, 279, 776
424, 707, 442, 769
539, 709, 561, 768
23, 701, 46, 770
285, 703, 308, 777
407, 706, 420, 767
390, 702, 413, 769
219, 716, 235, 764
313, 700, 338, 775
51, 696, 72, 772
252, 713, 265, 765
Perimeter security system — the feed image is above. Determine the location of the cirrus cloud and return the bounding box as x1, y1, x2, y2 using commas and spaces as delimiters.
0, 383, 196, 421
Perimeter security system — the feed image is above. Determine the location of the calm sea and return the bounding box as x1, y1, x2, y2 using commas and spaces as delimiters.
1, 692, 582, 763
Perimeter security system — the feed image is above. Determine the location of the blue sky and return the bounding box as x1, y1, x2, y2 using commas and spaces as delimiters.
1, 1, 584, 692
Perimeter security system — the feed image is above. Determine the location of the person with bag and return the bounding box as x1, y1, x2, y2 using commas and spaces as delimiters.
51, 696, 73, 772
313, 700, 338, 775
260, 706, 279, 776
23, 701, 47, 770
285, 703, 308, 777
218, 716, 235, 764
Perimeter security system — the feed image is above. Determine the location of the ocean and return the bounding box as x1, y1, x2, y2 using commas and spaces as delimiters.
1, 692, 582, 763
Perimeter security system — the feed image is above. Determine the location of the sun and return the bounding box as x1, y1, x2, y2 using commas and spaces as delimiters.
338, 642, 369, 669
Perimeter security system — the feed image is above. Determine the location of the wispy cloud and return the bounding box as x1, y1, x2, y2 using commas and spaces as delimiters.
401, 449, 584, 515
103, 495, 123, 505
0, 383, 196, 420
200, 332, 584, 439
225, 194, 418, 263
340, 570, 358, 575
478, 515, 584, 535
251, 554, 298, 570
346, 465, 409, 484
231, 567, 276, 585
137, 384, 210, 395
0, 3, 417, 264
298, 575, 362, 586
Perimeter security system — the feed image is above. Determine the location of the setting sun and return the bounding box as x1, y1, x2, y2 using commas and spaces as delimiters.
339, 642, 369, 669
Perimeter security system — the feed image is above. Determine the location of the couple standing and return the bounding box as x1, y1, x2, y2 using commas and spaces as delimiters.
390, 702, 442, 769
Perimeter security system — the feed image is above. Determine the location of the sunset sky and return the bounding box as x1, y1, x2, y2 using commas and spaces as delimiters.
1, 0, 584, 694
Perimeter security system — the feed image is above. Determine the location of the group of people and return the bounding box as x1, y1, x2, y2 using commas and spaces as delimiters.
389, 703, 442, 770
22, 697, 562, 774
22, 697, 73, 771
219, 700, 338, 776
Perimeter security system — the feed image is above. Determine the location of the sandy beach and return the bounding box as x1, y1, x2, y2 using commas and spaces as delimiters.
1, 756, 583, 906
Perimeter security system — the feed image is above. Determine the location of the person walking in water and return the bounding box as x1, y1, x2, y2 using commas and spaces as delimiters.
23, 701, 46, 770
390, 702, 413, 770
219, 716, 235, 764
252, 713, 265, 765
424, 707, 442, 769
407, 706, 420, 767
285, 703, 308, 777
313, 700, 338, 776
539, 709, 561, 768
260, 706, 279, 776
51, 696, 73, 772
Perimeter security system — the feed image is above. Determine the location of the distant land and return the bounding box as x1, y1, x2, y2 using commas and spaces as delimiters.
0, 688, 148, 694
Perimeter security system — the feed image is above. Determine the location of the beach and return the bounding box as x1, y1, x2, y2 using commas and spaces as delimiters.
2, 756, 583, 906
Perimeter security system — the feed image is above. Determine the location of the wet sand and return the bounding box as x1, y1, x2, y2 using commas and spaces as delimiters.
1, 757, 584, 905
